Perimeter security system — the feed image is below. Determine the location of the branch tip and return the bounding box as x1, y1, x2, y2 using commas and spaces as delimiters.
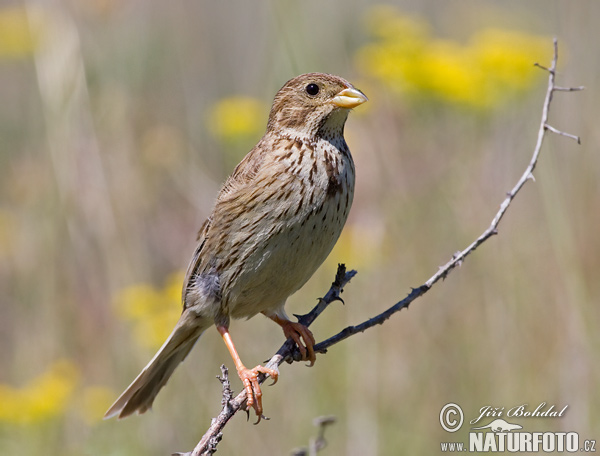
554, 86, 585, 92
534, 62, 552, 74
545, 124, 581, 143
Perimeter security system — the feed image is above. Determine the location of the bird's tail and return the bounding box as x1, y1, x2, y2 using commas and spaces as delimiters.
104, 309, 210, 419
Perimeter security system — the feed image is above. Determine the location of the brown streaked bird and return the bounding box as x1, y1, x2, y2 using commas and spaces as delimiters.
104, 73, 367, 421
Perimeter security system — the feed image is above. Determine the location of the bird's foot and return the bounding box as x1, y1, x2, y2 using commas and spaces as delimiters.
280, 321, 316, 366
237, 364, 278, 424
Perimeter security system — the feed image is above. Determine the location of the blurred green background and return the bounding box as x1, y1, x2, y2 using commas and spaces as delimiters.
1, 0, 598, 454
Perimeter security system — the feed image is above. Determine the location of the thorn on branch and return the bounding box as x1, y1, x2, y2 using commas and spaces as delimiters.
438, 265, 449, 281
332, 296, 345, 305
452, 251, 463, 267
527, 173, 536, 182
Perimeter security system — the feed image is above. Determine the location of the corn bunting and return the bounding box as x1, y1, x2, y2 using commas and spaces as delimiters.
105, 73, 367, 421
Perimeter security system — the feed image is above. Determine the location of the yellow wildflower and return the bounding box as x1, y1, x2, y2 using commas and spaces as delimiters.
208, 96, 267, 141
326, 223, 384, 272
0, 6, 40, 58
472, 28, 550, 94
418, 39, 486, 107
356, 6, 551, 110
0, 360, 79, 425
113, 272, 184, 349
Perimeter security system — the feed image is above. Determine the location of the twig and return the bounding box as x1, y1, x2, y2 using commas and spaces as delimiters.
290, 415, 337, 456
553, 86, 584, 92
182, 38, 581, 455
544, 123, 581, 144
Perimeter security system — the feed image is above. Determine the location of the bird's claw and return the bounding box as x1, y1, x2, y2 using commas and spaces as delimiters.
237, 365, 278, 424
281, 321, 316, 366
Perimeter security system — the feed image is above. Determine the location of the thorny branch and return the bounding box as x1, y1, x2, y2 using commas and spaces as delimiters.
180, 38, 581, 455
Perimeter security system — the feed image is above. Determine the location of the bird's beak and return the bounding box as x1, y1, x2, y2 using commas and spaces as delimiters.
332, 87, 368, 109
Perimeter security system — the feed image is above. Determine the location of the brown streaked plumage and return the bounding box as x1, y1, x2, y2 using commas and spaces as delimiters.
105, 73, 367, 421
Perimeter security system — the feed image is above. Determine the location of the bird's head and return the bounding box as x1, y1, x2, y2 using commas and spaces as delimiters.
266, 73, 368, 139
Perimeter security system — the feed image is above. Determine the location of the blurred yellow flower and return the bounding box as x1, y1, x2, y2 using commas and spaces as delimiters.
366, 5, 430, 45
472, 28, 550, 93
0, 6, 40, 58
0, 360, 79, 425
326, 223, 384, 272
208, 96, 267, 141
114, 272, 184, 349
356, 6, 550, 109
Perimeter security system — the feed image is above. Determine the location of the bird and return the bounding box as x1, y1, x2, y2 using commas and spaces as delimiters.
104, 73, 367, 422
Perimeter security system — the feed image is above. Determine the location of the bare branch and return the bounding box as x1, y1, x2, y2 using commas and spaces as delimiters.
182, 38, 581, 455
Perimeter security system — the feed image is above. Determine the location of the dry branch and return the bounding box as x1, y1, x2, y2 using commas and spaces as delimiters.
179, 38, 581, 456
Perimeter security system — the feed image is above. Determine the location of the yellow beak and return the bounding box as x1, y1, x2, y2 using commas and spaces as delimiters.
332, 87, 368, 109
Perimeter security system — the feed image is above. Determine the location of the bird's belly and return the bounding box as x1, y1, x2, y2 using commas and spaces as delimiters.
225, 186, 352, 319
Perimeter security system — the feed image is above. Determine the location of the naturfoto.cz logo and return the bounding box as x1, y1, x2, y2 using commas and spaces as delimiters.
439, 402, 596, 453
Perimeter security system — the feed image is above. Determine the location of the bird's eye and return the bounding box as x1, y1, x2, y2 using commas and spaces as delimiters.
305, 83, 320, 96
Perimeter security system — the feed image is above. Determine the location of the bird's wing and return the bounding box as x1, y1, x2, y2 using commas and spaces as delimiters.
219, 142, 267, 198
181, 143, 268, 303
182, 216, 211, 304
